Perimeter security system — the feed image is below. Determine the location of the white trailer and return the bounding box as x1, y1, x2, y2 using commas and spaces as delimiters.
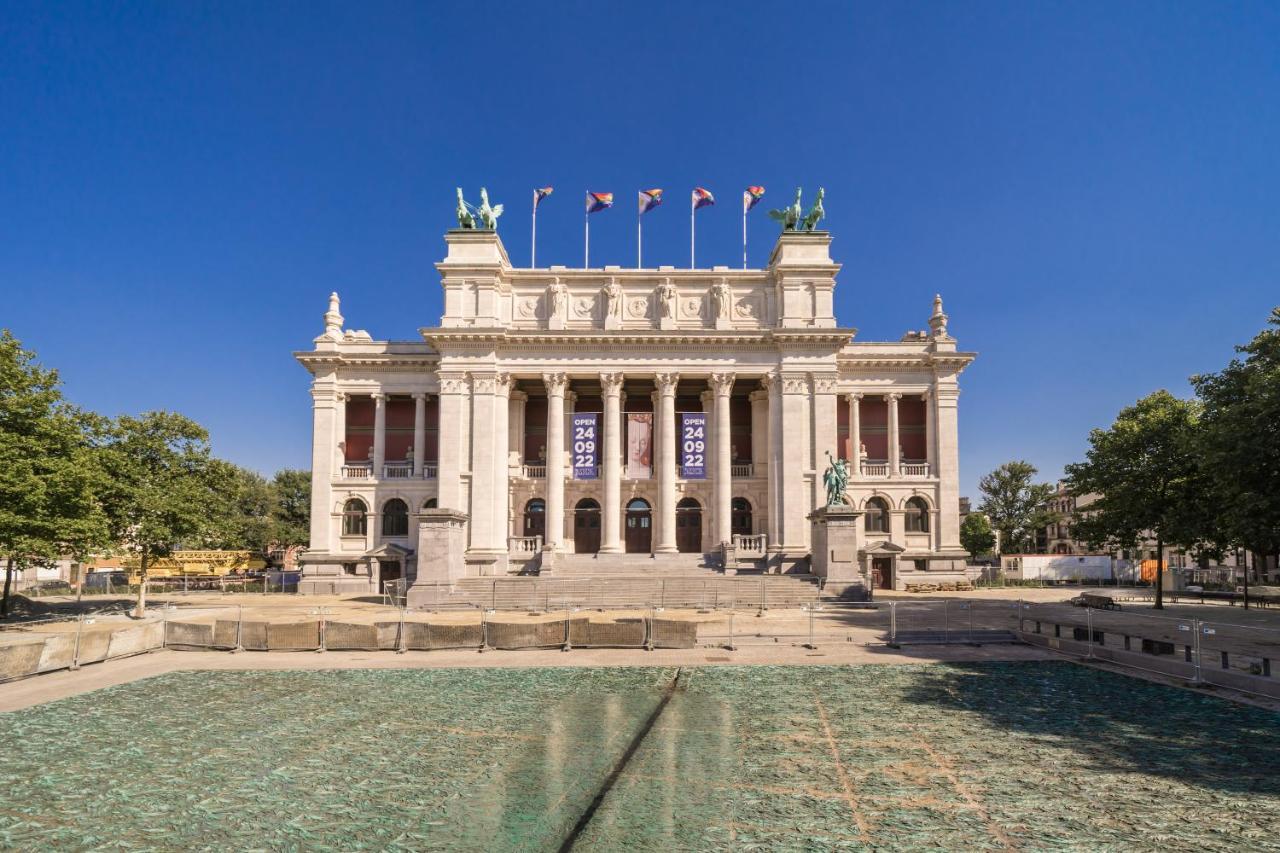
1001, 554, 1113, 583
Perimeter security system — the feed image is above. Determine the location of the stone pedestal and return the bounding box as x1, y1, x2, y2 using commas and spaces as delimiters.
406, 508, 469, 609
808, 505, 868, 599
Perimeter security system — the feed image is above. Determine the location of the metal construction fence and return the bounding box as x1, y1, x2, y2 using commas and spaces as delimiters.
0, 611, 167, 682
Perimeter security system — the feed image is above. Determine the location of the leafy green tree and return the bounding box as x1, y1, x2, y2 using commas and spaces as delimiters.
977, 461, 1058, 556
0, 331, 107, 616
960, 512, 996, 562
1065, 391, 1206, 609
98, 412, 227, 617
269, 468, 311, 550
206, 461, 275, 551
1192, 308, 1280, 582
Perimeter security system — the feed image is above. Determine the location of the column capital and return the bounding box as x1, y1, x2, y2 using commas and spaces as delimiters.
846, 391, 863, 402
438, 372, 468, 394
372, 392, 388, 403
779, 372, 809, 395
495, 373, 514, 398
600, 372, 625, 396
470, 373, 498, 394
411, 391, 427, 401
749, 388, 769, 403
655, 372, 680, 394
758, 373, 776, 391
810, 373, 838, 395
886, 391, 902, 402
709, 372, 736, 396
542, 372, 568, 396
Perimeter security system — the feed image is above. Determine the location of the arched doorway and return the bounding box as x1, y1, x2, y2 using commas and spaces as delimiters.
731, 497, 753, 537
523, 499, 545, 540
574, 498, 601, 553
676, 497, 702, 553
625, 498, 652, 554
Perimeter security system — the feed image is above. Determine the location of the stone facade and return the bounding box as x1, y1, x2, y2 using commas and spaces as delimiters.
296, 229, 975, 595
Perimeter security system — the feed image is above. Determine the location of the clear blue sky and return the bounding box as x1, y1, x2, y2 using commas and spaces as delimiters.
4, 2, 1278, 500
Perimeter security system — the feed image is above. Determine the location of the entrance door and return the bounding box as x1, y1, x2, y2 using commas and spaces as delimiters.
872, 557, 893, 590
676, 498, 702, 553
523, 499, 546, 539
378, 560, 402, 595
574, 498, 601, 554
625, 498, 652, 554
730, 497, 753, 537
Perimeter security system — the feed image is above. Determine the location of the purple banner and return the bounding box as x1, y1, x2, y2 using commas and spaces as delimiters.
681, 413, 707, 479
572, 413, 599, 479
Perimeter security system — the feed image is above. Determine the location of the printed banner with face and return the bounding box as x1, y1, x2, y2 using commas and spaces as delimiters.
626, 413, 652, 479
681, 412, 708, 479
572, 413, 599, 479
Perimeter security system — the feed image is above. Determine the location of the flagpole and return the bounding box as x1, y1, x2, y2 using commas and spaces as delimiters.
532, 191, 538, 268
690, 195, 695, 268
742, 200, 747, 270
584, 207, 589, 268
637, 203, 642, 268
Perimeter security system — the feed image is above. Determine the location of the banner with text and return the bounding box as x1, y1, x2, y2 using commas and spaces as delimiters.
626, 413, 652, 479
572, 413, 599, 479
681, 412, 707, 479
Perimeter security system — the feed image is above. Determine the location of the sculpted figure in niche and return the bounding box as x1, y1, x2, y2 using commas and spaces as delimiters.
547, 280, 569, 322
712, 280, 733, 321
657, 280, 678, 319
603, 280, 623, 321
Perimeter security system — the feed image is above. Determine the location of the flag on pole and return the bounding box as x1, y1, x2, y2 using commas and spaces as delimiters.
586, 191, 614, 213
743, 186, 765, 211
638, 188, 664, 214
692, 187, 716, 209
534, 186, 554, 207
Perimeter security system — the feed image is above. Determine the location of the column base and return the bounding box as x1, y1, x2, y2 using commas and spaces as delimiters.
598, 544, 623, 554
655, 545, 679, 554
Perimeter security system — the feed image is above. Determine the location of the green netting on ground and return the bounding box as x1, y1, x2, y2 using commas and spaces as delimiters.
0, 662, 1277, 850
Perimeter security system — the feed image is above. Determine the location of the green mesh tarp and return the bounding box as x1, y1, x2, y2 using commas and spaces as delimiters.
0, 662, 1277, 850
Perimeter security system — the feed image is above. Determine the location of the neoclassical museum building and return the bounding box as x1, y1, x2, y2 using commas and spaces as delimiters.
296, 228, 975, 597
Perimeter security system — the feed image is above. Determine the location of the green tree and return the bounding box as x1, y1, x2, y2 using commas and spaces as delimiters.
977, 461, 1058, 556
269, 468, 311, 549
1192, 308, 1280, 584
960, 512, 996, 562
0, 331, 107, 616
98, 412, 227, 617
206, 461, 275, 551
1064, 391, 1205, 609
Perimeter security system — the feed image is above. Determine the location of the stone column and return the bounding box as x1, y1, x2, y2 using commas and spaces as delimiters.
847, 393, 862, 477
309, 387, 340, 553
887, 392, 901, 478
372, 393, 387, 478
469, 374, 499, 554
334, 392, 347, 474
924, 391, 936, 476
493, 375, 512, 552
544, 373, 568, 551
749, 388, 768, 475
764, 374, 781, 548
935, 385, 962, 549
778, 373, 811, 553
435, 373, 467, 509
811, 374, 838, 512
711, 373, 735, 547
600, 373, 625, 553
412, 393, 426, 478
655, 372, 680, 554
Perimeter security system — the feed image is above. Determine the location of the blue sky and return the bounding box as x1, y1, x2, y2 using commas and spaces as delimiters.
3, 2, 1278, 500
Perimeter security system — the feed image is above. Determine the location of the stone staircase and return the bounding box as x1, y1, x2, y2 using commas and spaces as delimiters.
549, 552, 716, 576
411, 573, 821, 611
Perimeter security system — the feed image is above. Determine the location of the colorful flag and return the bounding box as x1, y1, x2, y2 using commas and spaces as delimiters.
534, 186, 554, 208
692, 187, 716, 209
586, 191, 614, 213
743, 186, 765, 211
638, 188, 664, 214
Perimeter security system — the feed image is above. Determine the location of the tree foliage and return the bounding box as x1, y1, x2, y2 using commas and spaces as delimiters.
1064, 390, 1207, 608
960, 512, 996, 561
977, 461, 1058, 555
0, 331, 108, 615
1192, 308, 1280, 563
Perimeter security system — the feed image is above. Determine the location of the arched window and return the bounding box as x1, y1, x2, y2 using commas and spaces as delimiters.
382, 499, 409, 537
864, 497, 889, 534
342, 499, 368, 536
523, 498, 545, 538
422, 498, 438, 510
731, 497, 753, 536
904, 497, 930, 533
627, 498, 651, 511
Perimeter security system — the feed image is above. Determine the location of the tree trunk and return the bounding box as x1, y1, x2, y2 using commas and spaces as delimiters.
1243, 551, 1252, 611
1153, 537, 1164, 610
134, 552, 148, 619
1, 557, 12, 618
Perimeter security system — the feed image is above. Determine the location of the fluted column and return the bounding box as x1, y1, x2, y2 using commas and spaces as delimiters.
508, 390, 527, 468
887, 392, 901, 477
847, 393, 862, 477
334, 392, 347, 474
924, 390, 936, 476
435, 374, 467, 509
711, 373, 734, 547
600, 373, 625, 553
494, 375, 512, 548
655, 372, 680, 554
544, 373, 568, 551
310, 388, 340, 554
372, 393, 387, 477
764, 374, 781, 548
412, 393, 426, 478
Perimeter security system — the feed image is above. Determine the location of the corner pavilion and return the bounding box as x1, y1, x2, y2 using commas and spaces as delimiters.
295, 227, 975, 598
